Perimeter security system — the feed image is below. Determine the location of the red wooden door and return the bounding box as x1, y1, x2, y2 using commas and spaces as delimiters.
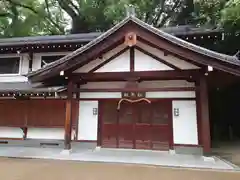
150, 100, 172, 150
118, 101, 135, 149
100, 100, 172, 150
101, 100, 118, 148
135, 101, 152, 149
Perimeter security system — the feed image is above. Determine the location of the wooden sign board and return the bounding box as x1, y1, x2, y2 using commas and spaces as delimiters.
122, 92, 146, 99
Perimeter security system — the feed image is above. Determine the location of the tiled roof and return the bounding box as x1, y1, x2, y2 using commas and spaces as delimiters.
28, 16, 239, 79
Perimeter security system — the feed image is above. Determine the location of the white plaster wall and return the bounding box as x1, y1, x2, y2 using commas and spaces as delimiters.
32, 54, 41, 71
74, 57, 106, 73
21, 54, 30, 74
95, 50, 130, 72
78, 101, 98, 140
27, 128, 64, 140
74, 44, 127, 73
0, 127, 23, 138
146, 91, 195, 98
137, 42, 200, 70
172, 100, 198, 145
134, 49, 173, 71
80, 92, 121, 99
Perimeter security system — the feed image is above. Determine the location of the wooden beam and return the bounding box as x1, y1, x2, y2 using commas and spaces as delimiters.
130, 47, 134, 71
64, 80, 73, 150
72, 70, 200, 82
199, 76, 211, 153
135, 46, 181, 70
74, 87, 195, 92
89, 47, 129, 73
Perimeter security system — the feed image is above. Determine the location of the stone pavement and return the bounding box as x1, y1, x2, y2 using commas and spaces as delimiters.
0, 146, 237, 170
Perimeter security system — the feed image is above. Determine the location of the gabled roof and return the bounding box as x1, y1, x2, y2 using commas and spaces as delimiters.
28, 16, 240, 82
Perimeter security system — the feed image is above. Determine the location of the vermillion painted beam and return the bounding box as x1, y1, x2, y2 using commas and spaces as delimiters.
72, 70, 201, 82
199, 76, 211, 153
64, 80, 73, 150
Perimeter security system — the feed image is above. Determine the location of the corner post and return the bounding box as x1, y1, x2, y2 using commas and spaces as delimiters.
199, 75, 211, 153
64, 80, 73, 150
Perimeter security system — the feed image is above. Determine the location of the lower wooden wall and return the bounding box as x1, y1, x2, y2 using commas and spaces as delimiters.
0, 100, 79, 128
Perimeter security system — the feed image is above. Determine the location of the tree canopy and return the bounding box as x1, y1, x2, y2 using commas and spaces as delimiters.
0, 0, 240, 37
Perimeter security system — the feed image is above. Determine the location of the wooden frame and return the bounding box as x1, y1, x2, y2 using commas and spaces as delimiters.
98, 99, 174, 150
72, 70, 201, 83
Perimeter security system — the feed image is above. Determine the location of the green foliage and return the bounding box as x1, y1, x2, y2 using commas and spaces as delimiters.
194, 0, 227, 26
1, 0, 240, 37
221, 0, 240, 32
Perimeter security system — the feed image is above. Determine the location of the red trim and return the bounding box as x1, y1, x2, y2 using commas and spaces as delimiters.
174, 144, 202, 147
72, 70, 201, 82
169, 100, 174, 149
73, 140, 97, 143
74, 101, 79, 141
97, 100, 102, 146
76, 87, 195, 92
64, 81, 73, 149
130, 47, 134, 72
78, 98, 196, 101
195, 81, 202, 145
199, 76, 211, 153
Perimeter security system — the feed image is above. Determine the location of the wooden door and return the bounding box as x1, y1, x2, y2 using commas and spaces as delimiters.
101, 100, 118, 148
150, 100, 172, 150
135, 101, 152, 149
118, 101, 135, 148
100, 99, 172, 150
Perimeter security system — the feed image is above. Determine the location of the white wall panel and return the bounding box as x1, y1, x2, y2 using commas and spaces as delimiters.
80, 92, 121, 99
172, 100, 198, 145
27, 128, 64, 140
74, 44, 126, 73
146, 91, 195, 98
78, 101, 98, 141
95, 50, 130, 72
137, 42, 200, 70
134, 49, 173, 71
0, 127, 23, 138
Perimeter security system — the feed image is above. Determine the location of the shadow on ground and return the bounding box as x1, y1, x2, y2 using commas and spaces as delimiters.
212, 141, 240, 167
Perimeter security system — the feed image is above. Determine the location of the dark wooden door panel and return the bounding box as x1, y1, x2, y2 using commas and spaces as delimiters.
100, 99, 172, 151
118, 124, 134, 149
102, 124, 117, 148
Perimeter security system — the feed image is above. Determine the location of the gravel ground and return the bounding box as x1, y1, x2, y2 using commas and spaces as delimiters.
0, 158, 240, 180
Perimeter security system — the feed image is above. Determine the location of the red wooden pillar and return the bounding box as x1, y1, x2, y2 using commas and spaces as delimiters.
199, 76, 211, 153
64, 81, 73, 150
